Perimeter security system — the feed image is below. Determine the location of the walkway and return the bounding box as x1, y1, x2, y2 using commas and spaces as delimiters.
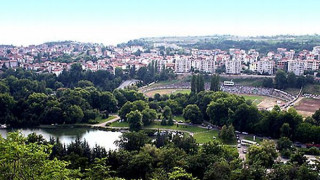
92, 115, 120, 127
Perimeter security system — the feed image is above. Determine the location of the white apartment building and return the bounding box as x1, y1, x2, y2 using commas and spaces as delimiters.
175, 57, 192, 73
304, 60, 320, 71
312, 46, 320, 55
249, 60, 274, 75
175, 57, 215, 73
256, 60, 274, 75
192, 59, 215, 73
225, 59, 241, 74
287, 60, 305, 76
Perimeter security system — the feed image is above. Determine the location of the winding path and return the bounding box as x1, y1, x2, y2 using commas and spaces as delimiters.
92, 115, 120, 127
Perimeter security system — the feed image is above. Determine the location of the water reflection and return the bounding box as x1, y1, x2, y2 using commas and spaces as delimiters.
0, 127, 122, 150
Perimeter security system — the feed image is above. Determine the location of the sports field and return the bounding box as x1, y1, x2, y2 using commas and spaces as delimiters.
241, 94, 281, 110
295, 98, 320, 117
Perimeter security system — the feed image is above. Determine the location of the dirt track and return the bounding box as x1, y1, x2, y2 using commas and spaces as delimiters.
295, 98, 320, 117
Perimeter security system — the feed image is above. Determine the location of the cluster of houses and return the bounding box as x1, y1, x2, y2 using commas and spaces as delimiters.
1, 41, 320, 76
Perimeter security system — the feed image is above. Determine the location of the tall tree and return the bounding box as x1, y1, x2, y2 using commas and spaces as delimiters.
275, 70, 287, 89
210, 74, 220, 91
287, 72, 296, 88
0, 93, 15, 124
0, 132, 76, 179
191, 75, 197, 94
129, 65, 136, 78
183, 104, 203, 124
247, 140, 278, 168
197, 74, 205, 93
127, 110, 143, 132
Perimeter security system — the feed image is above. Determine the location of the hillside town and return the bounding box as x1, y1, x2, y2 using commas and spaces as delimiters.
1, 41, 320, 77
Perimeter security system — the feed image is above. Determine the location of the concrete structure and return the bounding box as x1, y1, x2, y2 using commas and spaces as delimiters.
287, 60, 305, 76
225, 59, 241, 74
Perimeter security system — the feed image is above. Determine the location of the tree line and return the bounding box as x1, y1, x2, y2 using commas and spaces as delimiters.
189, 39, 320, 55
1, 129, 319, 180
263, 70, 315, 89
116, 86, 320, 144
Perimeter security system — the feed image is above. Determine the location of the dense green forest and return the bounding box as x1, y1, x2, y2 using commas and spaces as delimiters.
187, 39, 320, 54
1, 129, 319, 179
1, 67, 320, 179
0, 62, 174, 126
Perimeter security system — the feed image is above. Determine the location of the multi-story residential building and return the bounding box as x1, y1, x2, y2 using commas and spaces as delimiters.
312, 46, 320, 55
304, 60, 320, 71
175, 57, 191, 73
225, 59, 241, 74
192, 58, 215, 73
287, 60, 305, 76
174, 56, 215, 73
284, 50, 295, 60
257, 60, 274, 75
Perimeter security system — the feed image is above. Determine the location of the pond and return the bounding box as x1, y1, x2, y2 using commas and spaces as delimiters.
0, 127, 122, 150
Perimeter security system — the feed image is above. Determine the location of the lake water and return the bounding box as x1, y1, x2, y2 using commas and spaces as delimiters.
0, 127, 122, 150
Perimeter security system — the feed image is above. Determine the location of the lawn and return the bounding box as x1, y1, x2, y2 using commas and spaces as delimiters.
146, 121, 207, 133
109, 121, 206, 133
144, 88, 190, 97
303, 84, 320, 95
241, 95, 265, 105
285, 88, 301, 96
172, 89, 191, 95
193, 130, 219, 144
108, 121, 237, 144
108, 121, 129, 127
173, 115, 185, 121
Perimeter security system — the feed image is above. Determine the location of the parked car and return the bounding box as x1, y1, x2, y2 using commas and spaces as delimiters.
243, 149, 247, 154
237, 144, 241, 148
242, 132, 249, 135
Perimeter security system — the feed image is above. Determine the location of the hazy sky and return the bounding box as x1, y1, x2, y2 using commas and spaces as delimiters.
1, 0, 320, 46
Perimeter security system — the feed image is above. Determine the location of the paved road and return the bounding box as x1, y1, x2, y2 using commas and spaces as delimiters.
117, 79, 140, 89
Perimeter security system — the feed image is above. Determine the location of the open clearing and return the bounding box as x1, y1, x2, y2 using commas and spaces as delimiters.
257, 96, 282, 110
241, 94, 265, 105
145, 89, 190, 97
241, 94, 281, 110
295, 98, 320, 117
109, 121, 226, 144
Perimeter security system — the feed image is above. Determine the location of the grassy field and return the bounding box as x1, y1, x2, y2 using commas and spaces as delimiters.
285, 88, 301, 96
285, 84, 320, 95
193, 130, 219, 144
172, 89, 191, 95
146, 121, 207, 133
145, 88, 190, 97
109, 121, 129, 127
241, 95, 265, 105
173, 115, 185, 121
108, 120, 233, 144
109, 121, 207, 133
303, 84, 320, 95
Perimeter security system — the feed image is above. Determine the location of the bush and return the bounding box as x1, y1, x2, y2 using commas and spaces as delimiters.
280, 149, 292, 159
